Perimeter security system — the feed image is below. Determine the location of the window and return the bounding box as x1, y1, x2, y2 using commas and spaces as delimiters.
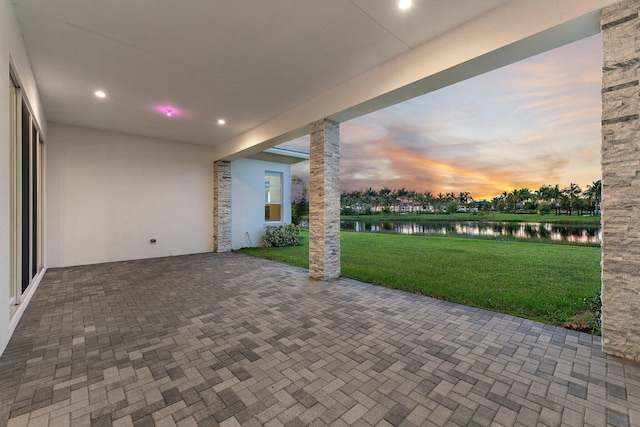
265, 171, 283, 222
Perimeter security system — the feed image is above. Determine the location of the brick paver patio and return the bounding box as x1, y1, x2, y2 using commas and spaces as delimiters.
1, 253, 639, 426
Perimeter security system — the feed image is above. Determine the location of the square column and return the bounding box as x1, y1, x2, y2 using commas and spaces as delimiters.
309, 119, 340, 280
601, 0, 640, 361
213, 160, 231, 253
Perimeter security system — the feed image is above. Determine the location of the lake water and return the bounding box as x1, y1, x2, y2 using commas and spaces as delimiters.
340, 220, 602, 244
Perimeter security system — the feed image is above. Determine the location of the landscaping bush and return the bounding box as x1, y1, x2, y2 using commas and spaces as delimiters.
291, 198, 309, 225
263, 224, 302, 247
585, 293, 602, 332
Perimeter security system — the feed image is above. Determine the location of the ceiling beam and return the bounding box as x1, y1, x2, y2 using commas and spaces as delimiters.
212, 0, 618, 161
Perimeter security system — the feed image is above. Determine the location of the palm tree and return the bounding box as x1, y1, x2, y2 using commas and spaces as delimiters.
411, 192, 423, 212
498, 191, 509, 212
340, 191, 353, 214
403, 189, 416, 212
559, 194, 572, 215
574, 197, 587, 216
378, 187, 393, 213
518, 188, 532, 204
363, 189, 374, 213
491, 196, 502, 211
562, 183, 582, 216
424, 191, 435, 212
535, 185, 555, 204
395, 187, 409, 212
563, 182, 582, 199
458, 192, 472, 206
505, 191, 517, 212
436, 193, 446, 212
584, 180, 602, 215
549, 185, 562, 215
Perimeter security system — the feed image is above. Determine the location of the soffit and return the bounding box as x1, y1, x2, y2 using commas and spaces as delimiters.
12, 0, 510, 146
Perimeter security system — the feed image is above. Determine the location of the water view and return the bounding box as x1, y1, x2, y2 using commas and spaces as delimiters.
341, 220, 601, 244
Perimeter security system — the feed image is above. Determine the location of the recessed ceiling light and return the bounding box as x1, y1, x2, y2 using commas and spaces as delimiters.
398, 0, 412, 10
95, 90, 106, 98
217, 119, 226, 125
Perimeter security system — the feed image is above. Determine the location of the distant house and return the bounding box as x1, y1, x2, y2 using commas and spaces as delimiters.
470, 200, 491, 210
231, 148, 309, 249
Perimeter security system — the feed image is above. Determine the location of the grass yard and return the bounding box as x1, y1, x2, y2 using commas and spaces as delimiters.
236, 230, 601, 329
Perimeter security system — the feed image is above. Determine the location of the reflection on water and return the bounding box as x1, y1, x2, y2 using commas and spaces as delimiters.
341, 220, 602, 244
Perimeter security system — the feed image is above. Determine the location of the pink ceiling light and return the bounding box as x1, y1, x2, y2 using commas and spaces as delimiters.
155, 104, 182, 117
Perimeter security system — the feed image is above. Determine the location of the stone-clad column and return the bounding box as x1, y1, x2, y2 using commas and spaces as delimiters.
601, 0, 640, 362
213, 160, 231, 253
309, 119, 340, 280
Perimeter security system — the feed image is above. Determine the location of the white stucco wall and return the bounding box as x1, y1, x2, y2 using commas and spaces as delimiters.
46, 124, 215, 267
0, 0, 47, 355
231, 158, 292, 250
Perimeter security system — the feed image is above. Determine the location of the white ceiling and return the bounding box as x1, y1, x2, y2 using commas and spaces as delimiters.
12, 0, 512, 147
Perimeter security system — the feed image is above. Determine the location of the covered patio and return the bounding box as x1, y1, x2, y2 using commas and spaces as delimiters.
1, 253, 638, 426
2, 0, 640, 425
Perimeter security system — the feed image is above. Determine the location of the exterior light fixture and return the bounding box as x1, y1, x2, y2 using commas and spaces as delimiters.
217, 119, 226, 125
166, 109, 173, 117
399, 0, 412, 10
95, 90, 106, 98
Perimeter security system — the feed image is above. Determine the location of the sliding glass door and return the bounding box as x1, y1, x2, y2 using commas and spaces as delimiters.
9, 79, 17, 306
10, 70, 43, 308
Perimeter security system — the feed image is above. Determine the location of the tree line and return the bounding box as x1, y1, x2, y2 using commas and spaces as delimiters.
339, 180, 602, 216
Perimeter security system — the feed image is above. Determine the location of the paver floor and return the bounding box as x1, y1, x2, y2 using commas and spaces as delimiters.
1, 252, 639, 427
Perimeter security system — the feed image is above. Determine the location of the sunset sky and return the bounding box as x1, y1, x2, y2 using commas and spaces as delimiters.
281, 33, 602, 201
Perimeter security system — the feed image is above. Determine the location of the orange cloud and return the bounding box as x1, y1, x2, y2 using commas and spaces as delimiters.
285, 33, 602, 201
339, 133, 572, 200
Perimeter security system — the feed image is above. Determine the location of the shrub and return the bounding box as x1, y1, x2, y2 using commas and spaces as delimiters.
341, 206, 356, 216
446, 201, 459, 214
585, 293, 602, 333
264, 224, 301, 247
538, 203, 552, 216
291, 198, 309, 225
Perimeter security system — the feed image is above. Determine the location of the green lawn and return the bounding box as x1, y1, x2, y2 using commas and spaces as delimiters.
235, 230, 601, 329
343, 212, 601, 225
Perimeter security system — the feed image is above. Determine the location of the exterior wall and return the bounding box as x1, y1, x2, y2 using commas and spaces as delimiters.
213, 161, 231, 252
0, 0, 47, 355
601, 0, 640, 361
230, 158, 292, 250
46, 124, 214, 267
309, 119, 340, 280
